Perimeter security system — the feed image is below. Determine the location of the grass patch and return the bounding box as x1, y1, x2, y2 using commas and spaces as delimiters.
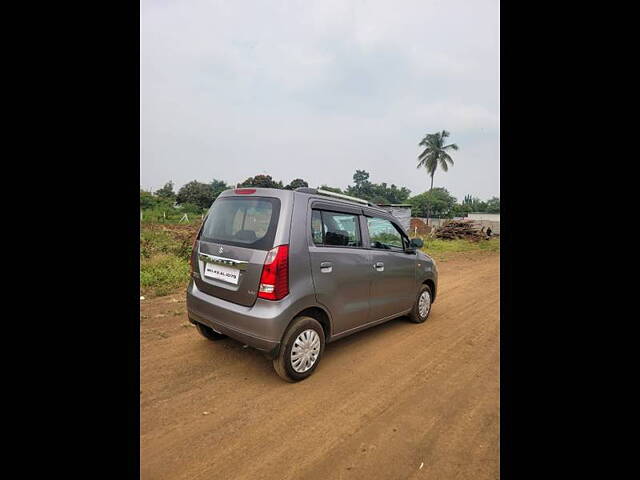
420, 237, 500, 260
140, 222, 200, 297
140, 229, 180, 258
140, 254, 190, 297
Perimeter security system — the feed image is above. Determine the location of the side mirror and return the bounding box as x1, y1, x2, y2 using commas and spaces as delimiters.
410, 238, 424, 249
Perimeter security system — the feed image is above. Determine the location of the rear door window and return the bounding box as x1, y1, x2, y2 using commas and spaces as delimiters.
200, 197, 280, 250
311, 209, 362, 247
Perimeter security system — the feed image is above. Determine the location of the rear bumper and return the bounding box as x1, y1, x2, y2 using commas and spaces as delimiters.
186, 280, 283, 356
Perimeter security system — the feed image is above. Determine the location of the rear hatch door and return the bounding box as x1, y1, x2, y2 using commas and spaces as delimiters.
192, 195, 281, 307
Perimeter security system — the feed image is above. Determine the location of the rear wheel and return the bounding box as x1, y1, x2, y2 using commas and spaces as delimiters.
409, 284, 432, 323
273, 316, 325, 382
195, 322, 227, 341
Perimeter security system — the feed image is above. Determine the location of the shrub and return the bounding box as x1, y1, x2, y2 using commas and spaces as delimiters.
140, 254, 190, 296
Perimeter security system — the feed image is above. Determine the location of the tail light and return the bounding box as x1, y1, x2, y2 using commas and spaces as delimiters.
258, 245, 289, 300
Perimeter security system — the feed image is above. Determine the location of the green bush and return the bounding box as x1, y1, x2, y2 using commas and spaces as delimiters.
140, 230, 177, 258
140, 254, 190, 296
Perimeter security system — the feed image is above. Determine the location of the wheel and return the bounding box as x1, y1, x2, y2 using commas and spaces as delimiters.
195, 322, 227, 341
273, 316, 325, 382
409, 284, 432, 324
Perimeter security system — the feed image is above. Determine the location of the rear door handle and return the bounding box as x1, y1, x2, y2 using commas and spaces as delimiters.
374, 261, 384, 272
320, 261, 332, 273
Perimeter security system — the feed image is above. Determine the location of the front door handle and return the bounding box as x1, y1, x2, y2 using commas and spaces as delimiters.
320, 261, 332, 273
374, 261, 384, 272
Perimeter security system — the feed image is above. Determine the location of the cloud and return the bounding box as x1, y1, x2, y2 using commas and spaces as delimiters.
140, 0, 499, 200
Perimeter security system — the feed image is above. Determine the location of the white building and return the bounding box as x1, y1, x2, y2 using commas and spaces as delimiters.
467, 213, 500, 221
467, 212, 500, 234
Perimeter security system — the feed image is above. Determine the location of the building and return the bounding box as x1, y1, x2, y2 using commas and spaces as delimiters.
466, 213, 500, 222
377, 204, 412, 232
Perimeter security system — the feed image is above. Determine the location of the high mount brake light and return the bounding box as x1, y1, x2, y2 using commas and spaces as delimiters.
234, 188, 256, 194
258, 245, 289, 300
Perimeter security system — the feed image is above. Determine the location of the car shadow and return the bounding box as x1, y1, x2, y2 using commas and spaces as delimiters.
323, 316, 413, 352
198, 315, 419, 382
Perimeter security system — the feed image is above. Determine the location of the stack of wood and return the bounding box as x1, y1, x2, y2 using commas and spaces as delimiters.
434, 220, 484, 241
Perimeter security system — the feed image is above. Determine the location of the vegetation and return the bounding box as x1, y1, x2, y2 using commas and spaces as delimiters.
140, 224, 199, 297
345, 170, 411, 204
139, 129, 497, 296
154, 181, 176, 200
238, 174, 283, 189
141, 169, 499, 224
417, 130, 459, 191
284, 178, 309, 190
460, 194, 500, 214
140, 179, 232, 224
176, 179, 231, 210
420, 237, 500, 260
140, 254, 191, 297
409, 188, 457, 218
138, 220, 499, 298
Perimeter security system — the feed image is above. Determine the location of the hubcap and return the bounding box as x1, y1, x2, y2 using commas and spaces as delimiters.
291, 329, 321, 373
418, 290, 431, 318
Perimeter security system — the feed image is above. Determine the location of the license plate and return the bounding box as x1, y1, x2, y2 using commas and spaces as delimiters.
204, 263, 240, 285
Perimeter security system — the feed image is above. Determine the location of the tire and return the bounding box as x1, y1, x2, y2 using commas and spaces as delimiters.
409, 284, 433, 324
195, 322, 228, 341
273, 316, 325, 382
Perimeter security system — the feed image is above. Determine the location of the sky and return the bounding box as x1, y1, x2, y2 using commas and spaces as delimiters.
140, 0, 499, 202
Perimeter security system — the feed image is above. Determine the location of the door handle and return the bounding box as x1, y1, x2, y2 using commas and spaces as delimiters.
374, 261, 384, 272
320, 261, 332, 273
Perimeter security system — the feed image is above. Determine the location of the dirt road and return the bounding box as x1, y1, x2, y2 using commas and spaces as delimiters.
141, 251, 499, 479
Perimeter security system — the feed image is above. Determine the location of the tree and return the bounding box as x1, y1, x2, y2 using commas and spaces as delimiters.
284, 178, 309, 190
140, 189, 159, 210
461, 194, 488, 212
176, 181, 216, 210
417, 130, 459, 190
154, 181, 176, 200
408, 188, 457, 218
451, 202, 472, 218
211, 179, 231, 199
486, 197, 500, 213
347, 169, 373, 200
318, 184, 344, 194
378, 183, 411, 204
352, 170, 370, 188
345, 170, 411, 204
238, 175, 283, 189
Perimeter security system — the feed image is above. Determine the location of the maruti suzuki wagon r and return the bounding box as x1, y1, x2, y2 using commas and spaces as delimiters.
187, 187, 438, 382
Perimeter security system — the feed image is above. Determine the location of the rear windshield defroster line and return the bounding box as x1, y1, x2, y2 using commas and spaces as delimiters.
199, 196, 281, 251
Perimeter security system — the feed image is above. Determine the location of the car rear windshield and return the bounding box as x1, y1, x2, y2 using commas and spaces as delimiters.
200, 196, 281, 250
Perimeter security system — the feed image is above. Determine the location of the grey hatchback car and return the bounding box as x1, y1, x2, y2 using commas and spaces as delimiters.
187, 187, 438, 381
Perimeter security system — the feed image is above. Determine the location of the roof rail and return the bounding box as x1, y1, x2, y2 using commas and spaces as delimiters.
316, 189, 371, 205
295, 187, 376, 207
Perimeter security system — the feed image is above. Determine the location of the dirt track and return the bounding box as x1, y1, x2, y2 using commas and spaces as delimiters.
140, 251, 500, 479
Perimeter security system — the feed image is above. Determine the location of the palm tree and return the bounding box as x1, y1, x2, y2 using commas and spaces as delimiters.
417, 130, 459, 190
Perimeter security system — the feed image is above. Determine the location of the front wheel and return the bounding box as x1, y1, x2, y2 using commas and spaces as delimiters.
273, 316, 325, 382
409, 285, 432, 323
